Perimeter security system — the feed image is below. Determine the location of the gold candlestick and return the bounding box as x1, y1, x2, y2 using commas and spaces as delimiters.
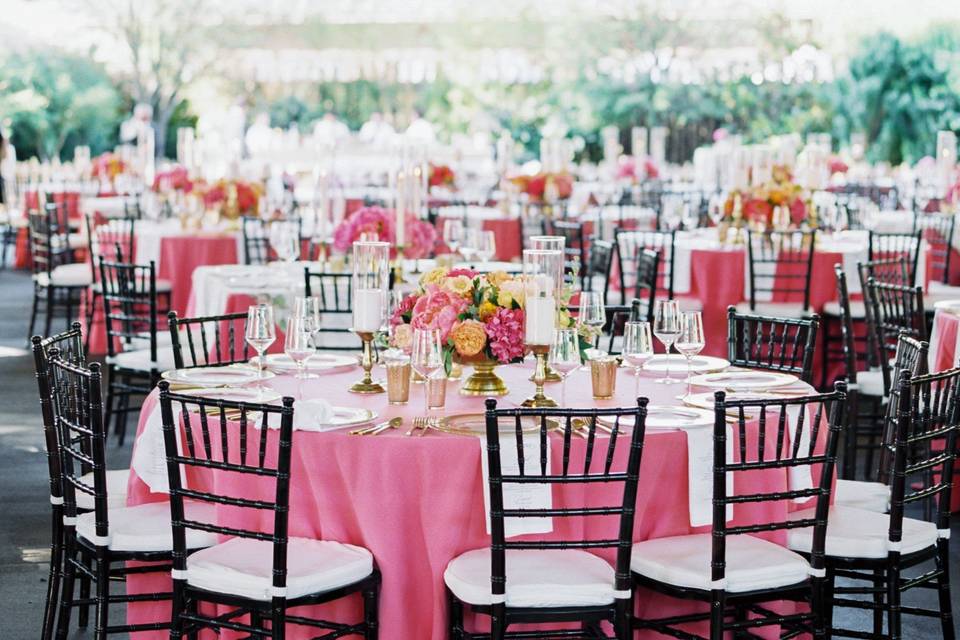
349, 331, 385, 394
392, 245, 406, 285
521, 344, 557, 408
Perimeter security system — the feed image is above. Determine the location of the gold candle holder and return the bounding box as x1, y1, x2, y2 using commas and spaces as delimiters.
349, 331, 385, 394
392, 245, 406, 285
521, 344, 557, 408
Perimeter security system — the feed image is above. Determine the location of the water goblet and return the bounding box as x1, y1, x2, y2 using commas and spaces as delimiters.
652, 299, 681, 384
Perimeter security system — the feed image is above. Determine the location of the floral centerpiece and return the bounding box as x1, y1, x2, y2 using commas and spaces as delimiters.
511, 172, 574, 203
151, 165, 194, 193
196, 179, 263, 219
331, 205, 437, 259
724, 165, 806, 228
389, 266, 581, 396
616, 156, 660, 182
827, 155, 849, 176
428, 163, 456, 188
91, 152, 127, 182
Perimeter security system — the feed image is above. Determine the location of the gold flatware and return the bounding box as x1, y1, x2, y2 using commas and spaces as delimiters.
350, 417, 403, 436
405, 417, 426, 437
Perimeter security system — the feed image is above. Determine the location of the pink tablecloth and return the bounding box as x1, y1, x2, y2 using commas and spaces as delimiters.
125, 364, 825, 639
930, 309, 960, 373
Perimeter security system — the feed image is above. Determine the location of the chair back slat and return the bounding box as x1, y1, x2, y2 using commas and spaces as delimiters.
914, 213, 955, 284
99, 254, 159, 360
584, 239, 616, 301
865, 279, 926, 395
746, 229, 816, 310
303, 269, 361, 351
168, 310, 251, 368
614, 228, 675, 301
483, 399, 648, 599
868, 231, 921, 285
242, 216, 302, 265
726, 307, 819, 382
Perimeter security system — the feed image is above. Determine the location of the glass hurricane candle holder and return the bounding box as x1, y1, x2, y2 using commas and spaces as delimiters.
349, 241, 390, 394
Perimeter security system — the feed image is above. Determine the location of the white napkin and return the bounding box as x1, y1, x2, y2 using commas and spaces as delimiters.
130, 402, 187, 494
479, 435, 553, 538
686, 425, 733, 527
292, 399, 338, 432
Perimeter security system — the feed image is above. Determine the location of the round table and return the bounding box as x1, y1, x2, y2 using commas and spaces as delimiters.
125, 363, 823, 639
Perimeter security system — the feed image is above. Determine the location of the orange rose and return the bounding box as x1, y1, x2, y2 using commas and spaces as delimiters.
451, 320, 487, 357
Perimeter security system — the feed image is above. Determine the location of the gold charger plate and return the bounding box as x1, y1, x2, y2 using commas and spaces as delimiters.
434, 413, 558, 436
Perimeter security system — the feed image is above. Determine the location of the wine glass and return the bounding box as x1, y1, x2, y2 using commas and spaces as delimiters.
460, 227, 479, 263
245, 304, 276, 388
411, 328, 444, 418
675, 311, 705, 398
577, 291, 606, 358
269, 221, 300, 263
681, 202, 700, 231
476, 230, 497, 263
549, 328, 582, 406
652, 299, 681, 384
622, 320, 654, 397
286, 297, 320, 380
443, 218, 464, 255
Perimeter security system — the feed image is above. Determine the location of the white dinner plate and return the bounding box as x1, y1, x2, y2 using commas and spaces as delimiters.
257, 353, 358, 373
688, 370, 798, 390
640, 354, 729, 374
683, 389, 812, 412
162, 365, 272, 387
598, 405, 713, 429
181, 388, 282, 404
322, 407, 377, 428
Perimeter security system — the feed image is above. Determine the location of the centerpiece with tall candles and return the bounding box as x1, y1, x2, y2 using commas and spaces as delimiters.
528, 236, 567, 383
522, 249, 564, 408
350, 240, 390, 394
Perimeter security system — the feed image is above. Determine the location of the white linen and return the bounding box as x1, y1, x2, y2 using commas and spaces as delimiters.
787, 506, 938, 559
479, 435, 553, 538
76, 500, 218, 552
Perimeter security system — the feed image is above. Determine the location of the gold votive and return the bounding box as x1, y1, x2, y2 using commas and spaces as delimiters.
589, 356, 618, 399
427, 373, 448, 410
385, 360, 412, 405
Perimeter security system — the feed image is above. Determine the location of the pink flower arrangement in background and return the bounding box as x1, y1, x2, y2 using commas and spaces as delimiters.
409, 285, 468, 343
616, 156, 659, 182
152, 165, 193, 193
827, 155, 849, 175
331, 206, 437, 259
484, 307, 526, 363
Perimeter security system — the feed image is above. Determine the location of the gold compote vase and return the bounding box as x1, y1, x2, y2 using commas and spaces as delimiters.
457, 353, 508, 397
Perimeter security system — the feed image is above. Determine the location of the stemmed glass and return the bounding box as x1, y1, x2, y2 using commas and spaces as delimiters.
460, 228, 478, 263
652, 299, 681, 384
286, 297, 321, 380
269, 221, 300, 262
411, 328, 444, 418
549, 328, 581, 406
622, 320, 654, 396
675, 311, 706, 399
245, 304, 276, 392
476, 230, 497, 263
577, 291, 606, 359
443, 219, 464, 256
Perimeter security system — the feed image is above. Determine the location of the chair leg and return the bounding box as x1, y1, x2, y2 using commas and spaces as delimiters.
614, 597, 632, 640
64, 288, 74, 332
115, 375, 130, 446
93, 549, 109, 640
709, 590, 726, 640
54, 535, 77, 640
887, 562, 902, 640
490, 603, 507, 640
447, 588, 463, 640
363, 574, 380, 640
77, 554, 91, 628
271, 599, 286, 640
937, 539, 956, 640
824, 570, 836, 635
103, 370, 116, 442
41, 508, 63, 640
28, 289, 39, 342
810, 575, 828, 640
872, 568, 885, 636
43, 289, 54, 340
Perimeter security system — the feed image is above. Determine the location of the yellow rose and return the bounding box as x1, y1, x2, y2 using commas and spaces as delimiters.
558, 308, 573, 328
443, 275, 474, 298
486, 270, 512, 288
478, 301, 498, 321
498, 280, 525, 308
450, 320, 487, 357
420, 267, 449, 287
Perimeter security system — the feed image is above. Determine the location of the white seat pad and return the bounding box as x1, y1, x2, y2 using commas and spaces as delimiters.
734, 301, 811, 319
77, 500, 218, 552
822, 300, 866, 319
186, 537, 373, 601
109, 346, 178, 372
632, 533, 810, 593
444, 548, 617, 607
857, 370, 885, 397
927, 281, 960, 296
834, 479, 889, 513
35, 263, 93, 288
787, 506, 938, 559
76, 469, 129, 511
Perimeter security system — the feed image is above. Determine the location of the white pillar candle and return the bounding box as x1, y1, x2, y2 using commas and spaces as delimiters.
353, 289, 384, 332
525, 295, 556, 345
396, 171, 406, 246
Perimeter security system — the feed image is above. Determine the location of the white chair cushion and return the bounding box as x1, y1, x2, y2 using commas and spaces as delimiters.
787, 506, 938, 559
76, 500, 218, 552
186, 537, 373, 601
927, 281, 960, 296
734, 301, 811, 319
444, 548, 617, 607
631, 533, 810, 593
834, 479, 890, 513
822, 300, 866, 319
109, 346, 178, 372
34, 263, 93, 288
857, 370, 885, 397
76, 469, 129, 511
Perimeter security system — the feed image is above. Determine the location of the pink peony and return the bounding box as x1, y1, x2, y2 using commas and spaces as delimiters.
410, 285, 468, 343
403, 215, 438, 260
485, 307, 526, 364
331, 206, 437, 259
446, 267, 478, 279
389, 293, 418, 326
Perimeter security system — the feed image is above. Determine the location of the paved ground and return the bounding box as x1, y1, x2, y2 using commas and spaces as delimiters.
0, 266, 957, 638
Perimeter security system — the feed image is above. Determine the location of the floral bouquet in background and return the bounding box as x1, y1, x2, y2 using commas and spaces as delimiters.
725, 164, 805, 228
428, 163, 456, 188
827, 155, 849, 176
511, 172, 574, 202
616, 156, 660, 183
151, 165, 194, 194
331, 205, 437, 259
197, 179, 263, 219
91, 152, 128, 181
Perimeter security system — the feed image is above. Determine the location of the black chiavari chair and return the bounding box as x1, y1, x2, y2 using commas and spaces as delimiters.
633, 384, 846, 639
545, 219, 588, 288
27, 205, 93, 340
726, 306, 820, 383
633, 249, 659, 324
446, 399, 649, 639
614, 228, 675, 305
865, 278, 926, 397
49, 356, 216, 640
584, 239, 615, 300
914, 212, 955, 286
303, 268, 360, 351
157, 382, 381, 639
822, 264, 866, 389
519, 213, 548, 252
787, 368, 958, 640
100, 253, 174, 444
167, 310, 252, 369
742, 228, 816, 316
868, 231, 921, 285
242, 216, 302, 265
858, 257, 911, 377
